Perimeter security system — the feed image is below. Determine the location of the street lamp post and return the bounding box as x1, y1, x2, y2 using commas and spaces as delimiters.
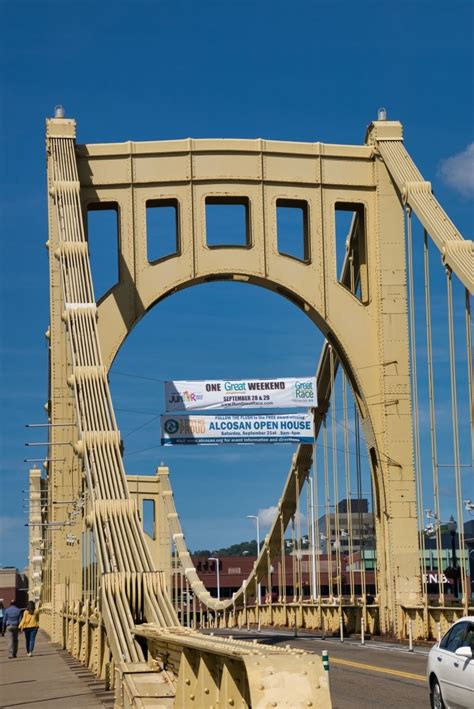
208, 557, 220, 601
246, 515, 261, 605
308, 476, 317, 601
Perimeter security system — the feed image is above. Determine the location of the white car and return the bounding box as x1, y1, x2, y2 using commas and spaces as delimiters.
427, 616, 474, 708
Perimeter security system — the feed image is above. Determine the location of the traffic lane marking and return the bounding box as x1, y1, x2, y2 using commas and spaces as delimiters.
330, 656, 426, 682
224, 629, 432, 656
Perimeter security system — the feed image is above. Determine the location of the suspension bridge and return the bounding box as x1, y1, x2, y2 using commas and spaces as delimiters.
26, 109, 473, 707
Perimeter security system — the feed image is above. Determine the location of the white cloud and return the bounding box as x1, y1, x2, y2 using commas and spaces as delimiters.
438, 143, 474, 197
257, 505, 306, 529
257, 505, 279, 528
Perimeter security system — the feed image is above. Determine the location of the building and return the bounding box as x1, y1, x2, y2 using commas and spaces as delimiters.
190, 553, 376, 600
0, 567, 28, 608
317, 498, 375, 553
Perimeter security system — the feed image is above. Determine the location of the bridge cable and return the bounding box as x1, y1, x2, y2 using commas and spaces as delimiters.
313, 450, 321, 602
423, 230, 444, 605
330, 347, 342, 600
343, 373, 355, 602
323, 420, 333, 598
465, 288, 474, 469
406, 207, 428, 603
446, 268, 468, 611
354, 404, 367, 603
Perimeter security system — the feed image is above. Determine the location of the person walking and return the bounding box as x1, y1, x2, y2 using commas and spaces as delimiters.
2, 599, 23, 658
19, 601, 40, 656
0, 601, 5, 636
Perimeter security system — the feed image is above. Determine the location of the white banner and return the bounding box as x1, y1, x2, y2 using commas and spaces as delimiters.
161, 413, 315, 445
164, 377, 317, 411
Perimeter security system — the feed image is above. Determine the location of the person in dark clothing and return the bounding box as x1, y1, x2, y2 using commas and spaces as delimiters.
2, 600, 23, 658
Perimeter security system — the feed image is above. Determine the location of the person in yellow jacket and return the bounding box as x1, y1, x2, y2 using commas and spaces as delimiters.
19, 601, 40, 656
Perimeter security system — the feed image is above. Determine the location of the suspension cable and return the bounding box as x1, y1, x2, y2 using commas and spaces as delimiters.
423, 230, 444, 605
323, 419, 333, 598
291, 515, 297, 603
354, 405, 366, 601
330, 347, 342, 600
406, 208, 428, 602
295, 475, 302, 602
466, 289, 473, 468
343, 374, 355, 601
446, 269, 468, 611
280, 513, 286, 603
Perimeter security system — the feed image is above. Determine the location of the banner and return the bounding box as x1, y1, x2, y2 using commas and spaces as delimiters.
164, 377, 317, 412
161, 413, 315, 445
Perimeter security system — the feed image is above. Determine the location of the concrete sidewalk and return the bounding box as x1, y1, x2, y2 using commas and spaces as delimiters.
0, 631, 113, 708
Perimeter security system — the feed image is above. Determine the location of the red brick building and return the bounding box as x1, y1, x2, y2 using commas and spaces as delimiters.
191, 554, 375, 600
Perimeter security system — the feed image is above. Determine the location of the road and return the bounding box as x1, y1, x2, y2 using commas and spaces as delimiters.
211, 628, 431, 708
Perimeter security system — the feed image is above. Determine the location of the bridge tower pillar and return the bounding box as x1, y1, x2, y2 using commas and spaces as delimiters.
362, 119, 422, 635
45, 116, 84, 642
126, 466, 172, 595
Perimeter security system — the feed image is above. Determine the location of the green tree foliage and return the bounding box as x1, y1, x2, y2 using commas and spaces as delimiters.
192, 540, 257, 556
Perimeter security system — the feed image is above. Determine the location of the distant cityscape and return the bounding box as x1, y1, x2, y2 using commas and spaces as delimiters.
187, 499, 474, 601
2, 498, 473, 605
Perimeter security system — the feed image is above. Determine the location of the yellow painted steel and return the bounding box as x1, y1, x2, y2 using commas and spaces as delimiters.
42, 115, 335, 706
37, 113, 473, 705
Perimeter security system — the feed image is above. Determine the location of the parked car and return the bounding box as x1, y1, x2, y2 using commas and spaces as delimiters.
427, 616, 474, 708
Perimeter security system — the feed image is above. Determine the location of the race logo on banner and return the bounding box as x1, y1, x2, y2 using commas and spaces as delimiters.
161, 413, 315, 445
164, 377, 317, 412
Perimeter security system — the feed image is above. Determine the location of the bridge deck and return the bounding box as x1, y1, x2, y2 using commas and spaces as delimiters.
0, 632, 113, 708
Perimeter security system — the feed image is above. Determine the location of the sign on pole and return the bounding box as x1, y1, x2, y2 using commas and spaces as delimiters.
161, 413, 315, 445
164, 377, 317, 412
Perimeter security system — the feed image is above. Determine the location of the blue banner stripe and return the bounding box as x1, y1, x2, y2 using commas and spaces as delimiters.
161, 436, 315, 445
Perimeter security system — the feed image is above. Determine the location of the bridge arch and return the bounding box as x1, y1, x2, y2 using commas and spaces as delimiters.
108, 272, 389, 618
104, 270, 369, 411
43, 120, 424, 642
41, 116, 474, 679
79, 130, 421, 634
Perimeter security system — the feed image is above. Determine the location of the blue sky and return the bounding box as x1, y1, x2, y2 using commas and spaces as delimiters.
0, 0, 473, 569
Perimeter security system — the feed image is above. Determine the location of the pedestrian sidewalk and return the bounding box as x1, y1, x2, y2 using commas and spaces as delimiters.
0, 630, 113, 708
